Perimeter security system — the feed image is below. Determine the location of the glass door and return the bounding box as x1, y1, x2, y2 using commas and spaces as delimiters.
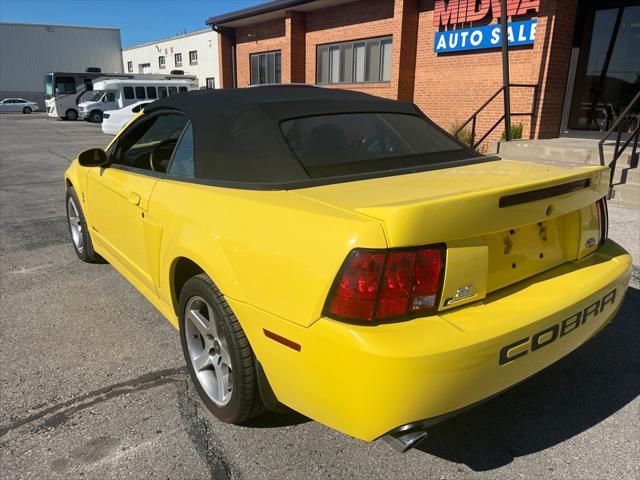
561, 1, 640, 137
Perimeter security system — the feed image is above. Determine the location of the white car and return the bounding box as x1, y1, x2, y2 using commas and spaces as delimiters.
0, 98, 39, 114
101, 101, 152, 135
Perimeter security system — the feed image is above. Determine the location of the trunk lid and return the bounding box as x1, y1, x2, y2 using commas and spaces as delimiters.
293, 159, 608, 310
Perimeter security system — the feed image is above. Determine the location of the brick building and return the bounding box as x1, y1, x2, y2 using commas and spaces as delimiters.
207, 0, 640, 148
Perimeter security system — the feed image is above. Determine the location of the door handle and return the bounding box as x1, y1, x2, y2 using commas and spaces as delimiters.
127, 192, 141, 206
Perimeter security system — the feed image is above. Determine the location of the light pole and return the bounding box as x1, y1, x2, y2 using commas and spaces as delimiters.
501, 0, 512, 141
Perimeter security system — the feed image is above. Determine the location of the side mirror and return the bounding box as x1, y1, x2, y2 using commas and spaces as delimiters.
78, 148, 108, 167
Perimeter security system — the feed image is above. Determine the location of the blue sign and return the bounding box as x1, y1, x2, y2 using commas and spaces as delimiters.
434, 20, 538, 53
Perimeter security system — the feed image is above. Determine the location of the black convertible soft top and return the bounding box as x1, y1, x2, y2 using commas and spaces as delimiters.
144, 86, 481, 188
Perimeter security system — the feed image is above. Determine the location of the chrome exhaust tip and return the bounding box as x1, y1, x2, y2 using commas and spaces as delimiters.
382, 423, 429, 453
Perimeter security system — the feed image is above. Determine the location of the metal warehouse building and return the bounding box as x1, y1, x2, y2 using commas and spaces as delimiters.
0, 22, 123, 108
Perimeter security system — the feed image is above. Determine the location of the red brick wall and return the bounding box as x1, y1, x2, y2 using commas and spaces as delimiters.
236, 19, 287, 87
305, 0, 396, 98
414, 0, 575, 149
287, 11, 306, 83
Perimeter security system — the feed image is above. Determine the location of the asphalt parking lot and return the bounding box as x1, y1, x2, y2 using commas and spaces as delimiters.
0, 113, 638, 480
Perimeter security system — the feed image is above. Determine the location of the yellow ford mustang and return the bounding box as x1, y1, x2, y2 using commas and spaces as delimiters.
64, 86, 631, 451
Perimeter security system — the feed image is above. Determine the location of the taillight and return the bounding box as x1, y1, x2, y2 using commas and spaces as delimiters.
596, 197, 608, 245
325, 245, 445, 323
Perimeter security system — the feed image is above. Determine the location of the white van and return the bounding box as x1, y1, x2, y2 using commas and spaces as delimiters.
78, 79, 191, 123
45, 71, 196, 121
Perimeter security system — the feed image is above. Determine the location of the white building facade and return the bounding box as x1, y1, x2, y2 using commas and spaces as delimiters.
122, 29, 219, 89
0, 22, 123, 107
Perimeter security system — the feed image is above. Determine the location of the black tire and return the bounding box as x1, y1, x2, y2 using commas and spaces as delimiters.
23, 107, 32, 114
65, 109, 78, 121
90, 110, 103, 123
179, 274, 265, 424
65, 186, 104, 263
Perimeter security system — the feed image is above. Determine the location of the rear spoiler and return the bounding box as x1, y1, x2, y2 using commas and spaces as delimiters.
499, 179, 592, 208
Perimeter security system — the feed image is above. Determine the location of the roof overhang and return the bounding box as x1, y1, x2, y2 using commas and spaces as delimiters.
206, 0, 355, 29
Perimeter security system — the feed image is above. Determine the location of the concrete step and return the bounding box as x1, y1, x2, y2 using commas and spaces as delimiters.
497, 139, 635, 167
497, 155, 639, 184
497, 138, 620, 166
619, 167, 640, 185
610, 183, 640, 209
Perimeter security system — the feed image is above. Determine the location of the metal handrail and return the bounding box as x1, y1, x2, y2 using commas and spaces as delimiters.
455, 83, 538, 150
597, 90, 640, 197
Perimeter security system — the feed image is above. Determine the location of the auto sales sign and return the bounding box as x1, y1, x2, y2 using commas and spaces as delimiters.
433, 0, 541, 53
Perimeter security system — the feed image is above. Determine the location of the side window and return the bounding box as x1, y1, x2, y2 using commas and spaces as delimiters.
179, 86, 188, 93
146, 87, 157, 99
135, 86, 146, 99
158, 87, 168, 98
123, 87, 134, 99
111, 114, 189, 172
104, 92, 116, 102
168, 123, 194, 177
168, 86, 178, 96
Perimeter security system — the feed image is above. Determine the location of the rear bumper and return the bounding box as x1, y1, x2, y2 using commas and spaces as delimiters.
230, 240, 632, 441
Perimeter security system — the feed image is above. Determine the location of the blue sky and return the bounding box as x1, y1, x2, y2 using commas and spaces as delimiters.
0, 0, 265, 47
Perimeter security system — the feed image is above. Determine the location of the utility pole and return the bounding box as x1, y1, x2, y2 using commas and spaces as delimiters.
501, 0, 512, 141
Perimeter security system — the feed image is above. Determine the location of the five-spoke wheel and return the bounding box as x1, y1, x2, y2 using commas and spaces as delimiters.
179, 273, 264, 423
185, 295, 233, 406
67, 195, 84, 254
65, 186, 104, 263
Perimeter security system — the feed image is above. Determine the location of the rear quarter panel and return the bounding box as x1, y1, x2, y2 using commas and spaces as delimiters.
149, 179, 387, 327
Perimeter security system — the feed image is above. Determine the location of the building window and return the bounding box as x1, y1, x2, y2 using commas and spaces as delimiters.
189, 50, 198, 65
206, 77, 215, 89
250, 51, 281, 85
175, 53, 182, 67
127, 61, 133, 73
317, 37, 392, 84
159, 56, 166, 69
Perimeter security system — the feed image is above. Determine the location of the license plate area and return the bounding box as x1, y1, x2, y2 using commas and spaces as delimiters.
486, 212, 580, 292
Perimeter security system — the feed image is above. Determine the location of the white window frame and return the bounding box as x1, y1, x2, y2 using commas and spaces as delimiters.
250, 51, 282, 85
159, 56, 166, 69
189, 50, 198, 65
316, 36, 392, 85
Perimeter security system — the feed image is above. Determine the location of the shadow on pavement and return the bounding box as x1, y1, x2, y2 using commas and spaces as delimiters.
417, 286, 640, 471
241, 410, 310, 429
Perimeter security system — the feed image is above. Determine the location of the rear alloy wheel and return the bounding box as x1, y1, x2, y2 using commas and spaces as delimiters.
65, 109, 78, 121
23, 106, 32, 114
90, 110, 103, 123
66, 187, 104, 263
179, 274, 264, 423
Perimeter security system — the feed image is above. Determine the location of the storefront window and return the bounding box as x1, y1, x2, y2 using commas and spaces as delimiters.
317, 37, 392, 84
567, 3, 640, 133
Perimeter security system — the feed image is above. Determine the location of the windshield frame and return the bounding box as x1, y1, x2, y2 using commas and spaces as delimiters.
43, 74, 53, 98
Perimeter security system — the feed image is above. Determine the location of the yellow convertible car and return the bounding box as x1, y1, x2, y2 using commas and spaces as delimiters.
65, 86, 631, 451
